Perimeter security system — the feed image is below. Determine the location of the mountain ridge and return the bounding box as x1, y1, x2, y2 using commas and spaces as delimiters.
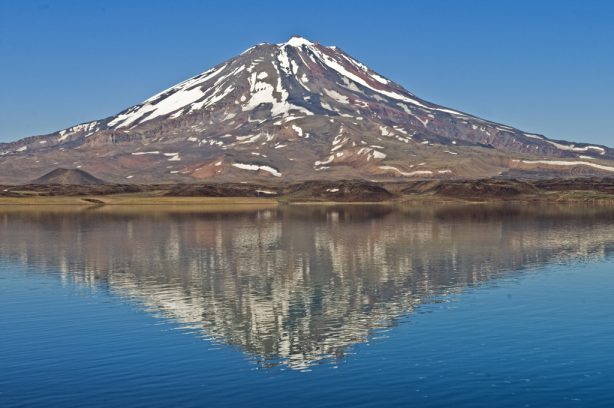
2, 36, 613, 184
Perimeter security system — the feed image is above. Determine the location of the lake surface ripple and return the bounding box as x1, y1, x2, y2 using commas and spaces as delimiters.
1, 204, 613, 407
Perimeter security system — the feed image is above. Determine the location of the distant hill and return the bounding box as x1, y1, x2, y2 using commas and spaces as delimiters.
31, 168, 106, 185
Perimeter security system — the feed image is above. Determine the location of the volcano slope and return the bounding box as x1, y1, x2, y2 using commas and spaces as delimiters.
1, 36, 613, 185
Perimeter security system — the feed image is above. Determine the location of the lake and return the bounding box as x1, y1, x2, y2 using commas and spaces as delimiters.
1, 204, 613, 407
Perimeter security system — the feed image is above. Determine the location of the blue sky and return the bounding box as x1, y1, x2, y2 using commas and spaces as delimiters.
1, 0, 612, 145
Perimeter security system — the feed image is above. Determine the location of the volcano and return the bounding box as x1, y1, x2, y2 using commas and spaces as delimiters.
1, 36, 613, 184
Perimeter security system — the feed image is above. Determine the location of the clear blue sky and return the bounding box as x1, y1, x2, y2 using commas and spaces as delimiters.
1, 0, 613, 145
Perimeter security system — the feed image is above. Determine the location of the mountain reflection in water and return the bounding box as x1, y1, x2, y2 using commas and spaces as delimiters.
1, 204, 613, 370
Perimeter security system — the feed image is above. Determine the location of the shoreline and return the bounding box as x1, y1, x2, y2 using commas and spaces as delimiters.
1, 193, 614, 206
0, 196, 279, 206
2, 178, 614, 206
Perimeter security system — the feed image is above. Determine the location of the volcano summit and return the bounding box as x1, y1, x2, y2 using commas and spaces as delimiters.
2, 36, 613, 184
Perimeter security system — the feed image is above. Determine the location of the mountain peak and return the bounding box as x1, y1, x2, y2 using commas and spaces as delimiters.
1, 37, 613, 184
280, 35, 315, 48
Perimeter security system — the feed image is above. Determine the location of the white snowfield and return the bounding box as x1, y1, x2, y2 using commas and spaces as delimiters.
357, 147, 386, 160
378, 166, 434, 177
57, 121, 99, 141
232, 162, 282, 177
515, 160, 614, 172
544, 140, 605, 154
164, 153, 181, 161
314, 155, 335, 167
280, 36, 315, 48
242, 62, 312, 118
291, 124, 303, 137
523, 133, 606, 155
305, 43, 467, 117
324, 89, 349, 104
101, 35, 476, 133
108, 64, 228, 129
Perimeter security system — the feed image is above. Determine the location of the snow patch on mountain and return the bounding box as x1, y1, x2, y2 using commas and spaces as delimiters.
324, 89, 349, 104
292, 124, 303, 137
544, 140, 605, 154
232, 162, 282, 177
57, 121, 99, 141
515, 160, 614, 172
281, 36, 314, 48
379, 166, 433, 177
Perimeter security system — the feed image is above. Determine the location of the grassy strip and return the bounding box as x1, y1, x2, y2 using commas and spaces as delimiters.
0, 195, 278, 206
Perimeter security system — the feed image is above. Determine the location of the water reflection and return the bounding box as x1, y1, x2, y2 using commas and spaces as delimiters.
1, 204, 614, 369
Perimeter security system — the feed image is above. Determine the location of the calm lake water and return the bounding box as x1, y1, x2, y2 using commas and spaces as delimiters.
1, 204, 614, 407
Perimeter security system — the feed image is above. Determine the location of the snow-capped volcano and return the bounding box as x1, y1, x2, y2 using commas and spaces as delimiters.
1, 35, 613, 183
